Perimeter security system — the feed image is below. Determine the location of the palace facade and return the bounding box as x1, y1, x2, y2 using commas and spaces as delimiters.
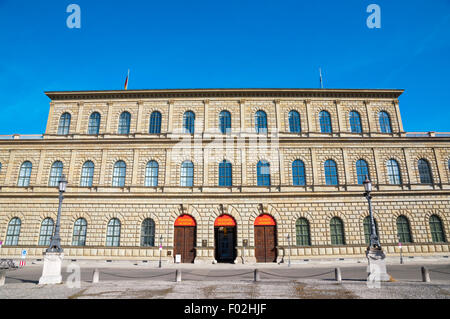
0, 88, 449, 263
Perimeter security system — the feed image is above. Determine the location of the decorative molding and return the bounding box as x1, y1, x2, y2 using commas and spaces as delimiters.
45, 89, 405, 101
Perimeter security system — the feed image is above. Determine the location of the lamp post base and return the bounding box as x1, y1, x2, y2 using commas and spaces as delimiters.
38, 252, 64, 285
366, 248, 391, 282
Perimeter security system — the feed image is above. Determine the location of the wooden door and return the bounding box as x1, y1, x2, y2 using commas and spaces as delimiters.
254, 225, 277, 263
174, 226, 196, 263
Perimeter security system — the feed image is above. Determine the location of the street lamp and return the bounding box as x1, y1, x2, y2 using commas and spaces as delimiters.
363, 175, 390, 282
47, 174, 68, 253
39, 174, 67, 285
363, 175, 381, 250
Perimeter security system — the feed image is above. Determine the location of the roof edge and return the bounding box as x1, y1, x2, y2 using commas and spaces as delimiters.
45, 88, 405, 101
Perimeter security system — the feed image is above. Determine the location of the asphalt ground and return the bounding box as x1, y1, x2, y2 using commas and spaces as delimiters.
3, 262, 450, 284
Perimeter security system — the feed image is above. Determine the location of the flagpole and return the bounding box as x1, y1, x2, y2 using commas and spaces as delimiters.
319, 68, 323, 89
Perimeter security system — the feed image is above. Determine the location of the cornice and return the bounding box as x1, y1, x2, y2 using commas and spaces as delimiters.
0, 135, 449, 147
45, 88, 405, 101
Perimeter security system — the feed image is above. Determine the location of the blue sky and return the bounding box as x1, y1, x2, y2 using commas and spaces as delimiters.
0, 0, 449, 134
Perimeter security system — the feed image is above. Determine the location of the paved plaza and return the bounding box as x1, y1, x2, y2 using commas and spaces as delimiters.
1, 257, 449, 299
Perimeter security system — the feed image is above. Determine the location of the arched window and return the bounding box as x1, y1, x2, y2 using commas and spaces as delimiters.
257, 160, 271, 186
396, 216, 412, 243
330, 217, 345, 245
386, 159, 402, 185
38, 218, 54, 246
324, 159, 338, 185
141, 218, 155, 246
57, 113, 71, 135
80, 161, 95, 187
219, 110, 231, 134
183, 111, 195, 134
356, 159, 370, 185
288, 110, 301, 133
429, 215, 446, 243
5, 217, 21, 246
112, 161, 126, 187
418, 159, 433, 184
88, 112, 101, 135
118, 112, 131, 134
49, 161, 63, 187
448, 159, 450, 172
106, 218, 121, 247
363, 216, 379, 245
219, 160, 232, 187
255, 110, 268, 134
379, 111, 392, 133
0, 162, 2, 174
145, 161, 159, 187
292, 160, 306, 186
296, 218, 311, 246
149, 111, 162, 134
18, 161, 32, 187
72, 218, 87, 246
319, 111, 332, 133
349, 111, 362, 133
180, 161, 194, 187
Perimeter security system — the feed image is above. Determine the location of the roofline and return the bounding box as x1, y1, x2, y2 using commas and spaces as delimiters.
44, 88, 405, 101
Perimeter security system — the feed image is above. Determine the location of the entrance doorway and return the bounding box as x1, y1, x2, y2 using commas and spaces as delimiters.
254, 214, 277, 263
214, 215, 237, 263
174, 215, 196, 263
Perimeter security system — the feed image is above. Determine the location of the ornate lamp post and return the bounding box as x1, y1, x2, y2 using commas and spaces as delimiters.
363, 175, 390, 283
363, 176, 381, 250
47, 175, 68, 253
39, 174, 67, 285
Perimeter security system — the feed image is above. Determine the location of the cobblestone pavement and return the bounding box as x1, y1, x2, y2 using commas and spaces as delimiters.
1, 258, 449, 299
1, 279, 450, 299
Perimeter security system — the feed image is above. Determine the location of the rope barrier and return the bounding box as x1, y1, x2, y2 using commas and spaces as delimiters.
99, 270, 176, 279
428, 269, 450, 275
183, 271, 255, 278
258, 270, 335, 279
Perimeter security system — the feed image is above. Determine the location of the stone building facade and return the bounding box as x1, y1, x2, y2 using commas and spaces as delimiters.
0, 88, 449, 263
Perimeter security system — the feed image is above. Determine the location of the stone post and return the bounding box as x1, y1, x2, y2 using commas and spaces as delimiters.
38, 252, 64, 285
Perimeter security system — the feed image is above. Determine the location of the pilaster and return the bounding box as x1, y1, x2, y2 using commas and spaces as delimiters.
75, 101, 84, 133
168, 100, 174, 133
105, 102, 113, 134
136, 100, 145, 133
274, 99, 281, 133
131, 149, 140, 185
305, 100, 313, 133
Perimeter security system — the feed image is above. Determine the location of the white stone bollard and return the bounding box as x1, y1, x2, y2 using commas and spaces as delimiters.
92, 268, 99, 283
335, 267, 342, 283
176, 269, 181, 282
38, 252, 64, 285
0, 270, 6, 286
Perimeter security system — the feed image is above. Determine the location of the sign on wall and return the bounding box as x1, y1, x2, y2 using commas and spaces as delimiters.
254, 214, 276, 226
174, 215, 196, 227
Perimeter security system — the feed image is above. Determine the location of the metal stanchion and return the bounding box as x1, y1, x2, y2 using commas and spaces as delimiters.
421, 267, 431, 283
254, 269, 260, 282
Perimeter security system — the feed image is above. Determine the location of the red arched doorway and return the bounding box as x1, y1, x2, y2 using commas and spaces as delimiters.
214, 215, 237, 263
254, 214, 277, 263
174, 215, 196, 263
